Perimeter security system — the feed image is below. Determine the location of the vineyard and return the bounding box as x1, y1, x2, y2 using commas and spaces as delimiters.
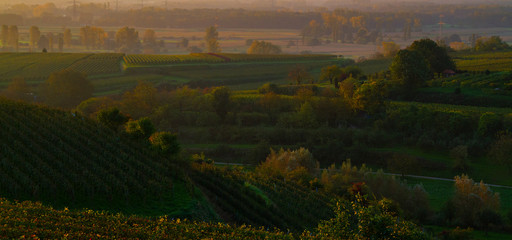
190, 163, 334, 231
390, 101, 512, 116
0, 98, 191, 215
429, 72, 512, 91
0, 198, 298, 240
452, 51, 512, 72
123, 53, 336, 66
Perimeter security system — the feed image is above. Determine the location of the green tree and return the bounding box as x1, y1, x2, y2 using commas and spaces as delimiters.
125, 117, 155, 140
316, 195, 428, 239
319, 65, 342, 84
390, 49, 431, 91
205, 26, 221, 53
489, 133, 512, 173
41, 69, 93, 109
149, 132, 180, 156
29, 26, 40, 50
352, 78, 387, 114
451, 145, 469, 172
408, 38, 456, 74
2, 77, 31, 102
477, 112, 503, 138
97, 107, 129, 131
211, 86, 231, 121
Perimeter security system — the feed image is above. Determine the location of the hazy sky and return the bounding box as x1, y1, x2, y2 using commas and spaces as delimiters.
0, 0, 510, 10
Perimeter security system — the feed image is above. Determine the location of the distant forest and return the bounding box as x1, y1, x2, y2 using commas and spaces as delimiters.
1, 3, 512, 29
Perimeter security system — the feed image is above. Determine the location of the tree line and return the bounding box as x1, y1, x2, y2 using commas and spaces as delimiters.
3, 4, 512, 29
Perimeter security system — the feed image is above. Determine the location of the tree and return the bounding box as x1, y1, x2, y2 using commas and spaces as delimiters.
8, 25, 18, 51
451, 145, 469, 172
379, 41, 400, 57
125, 117, 155, 140
116, 26, 140, 53
489, 133, 512, 173
2, 77, 31, 102
317, 196, 428, 239
211, 86, 231, 121
149, 132, 180, 156
352, 78, 387, 114
475, 36, 510, 52
204, 26, 221, 53
288, 65, 312, 85
38, 35, 49, 50
29, 26, 40, 50
121, 81, 158, 119
41, 69, 93, 109
142, 29, 156, 47
390, 49, 431, 91
58, 37, 64, 52
448, 175, 500, 227
477, 112, 503, 138
408, 38, 456, 74
338, 77, 360, 100
1, 25, 7, 48
47, 32, 54, 52
387, 153, 418, 178
179, 38, 189, 48
247, 40, 281, 54
97, 107, 129, 131
319, 65, 342, 84
63, 28, 72, 47
257, 148, 318, 179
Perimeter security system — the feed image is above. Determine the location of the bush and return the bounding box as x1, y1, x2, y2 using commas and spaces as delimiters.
125, 117, 155, 140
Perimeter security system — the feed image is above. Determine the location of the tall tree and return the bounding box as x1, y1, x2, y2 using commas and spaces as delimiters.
408, 38, 456, 73
389, 49, 431, 91
29, 26, 40, 50
205, 26, 221, 53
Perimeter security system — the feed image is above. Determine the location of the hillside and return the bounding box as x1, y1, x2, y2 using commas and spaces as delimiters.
0, 97, 337, 231
0, 97, 218, 219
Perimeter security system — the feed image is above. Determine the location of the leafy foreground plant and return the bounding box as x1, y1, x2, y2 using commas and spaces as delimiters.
0, 195, 428, 239
316, 195, 428, 240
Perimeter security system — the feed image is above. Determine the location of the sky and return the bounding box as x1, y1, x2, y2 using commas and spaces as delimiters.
0, 0, 510, 10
